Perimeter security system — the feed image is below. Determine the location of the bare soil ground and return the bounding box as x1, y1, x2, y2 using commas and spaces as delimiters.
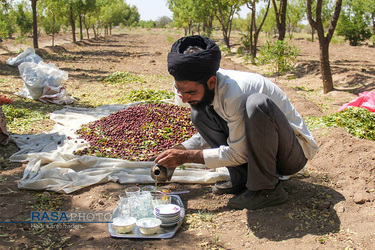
0, 28, 374, 249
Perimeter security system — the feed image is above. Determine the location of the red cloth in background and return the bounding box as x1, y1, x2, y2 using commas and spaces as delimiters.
338, 91, 375, 113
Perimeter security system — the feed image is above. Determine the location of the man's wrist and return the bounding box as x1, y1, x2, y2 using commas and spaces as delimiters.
186, 150, 204, 164
172, 144, 186, 150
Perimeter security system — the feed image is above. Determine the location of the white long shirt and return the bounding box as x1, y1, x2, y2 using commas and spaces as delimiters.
181, 69, 319, 169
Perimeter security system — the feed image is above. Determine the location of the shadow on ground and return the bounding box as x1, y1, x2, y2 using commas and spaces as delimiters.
245, 179, 344, 241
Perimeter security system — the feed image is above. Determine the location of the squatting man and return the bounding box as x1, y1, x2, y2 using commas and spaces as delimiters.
154, 35, 318, 210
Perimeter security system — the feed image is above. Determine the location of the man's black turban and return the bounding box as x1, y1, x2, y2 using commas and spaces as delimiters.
167, 35, 221, 81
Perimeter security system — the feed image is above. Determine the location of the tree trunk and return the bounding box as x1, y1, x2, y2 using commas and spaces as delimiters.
319, 38, 334, 93
52, 14, 55, 47
79, 14, 83, 41
220, 20, 231, 48
92, 24, 96, 39
31, 0, 38, 48
279, 0, 287, 40
216, 4, 237, 48
208, 17, 213, 32
307, 0, 342, 94
248, 0, 270, 59
372, 14, 375, 45
203, 16, 213, 34
83, 15, 90, 39
272, 0, 287, 41
249, 2, 255, 54
70, 6, 76, 43
223, 33, 230, 48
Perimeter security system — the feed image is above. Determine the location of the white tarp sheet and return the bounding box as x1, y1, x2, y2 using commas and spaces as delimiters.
10, 103, 230, 194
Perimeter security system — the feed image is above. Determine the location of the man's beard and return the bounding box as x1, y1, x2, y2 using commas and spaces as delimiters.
189, 85, 215, 110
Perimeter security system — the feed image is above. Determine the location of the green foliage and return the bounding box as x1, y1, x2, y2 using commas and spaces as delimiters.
102, 71, 143, 85
121, 89, 174, 103
2, 104, 47, 133
0, 4, 16, 39
258, 39, 300, 75
287, 0, 305, 39
237, 36, 255, 63
219, 44, 231, 56
305, 107, 375, 141
198, 210, 214, 222
155, 16, 173, 28
236, 46, 245, 55
38, 0, 64, 40
201, 28, 213, 38
33, 193, 64, 210
167, 35, 176, 44
103, 1, 140, 27
15, 3, 33, 36
167, 0, 217, 36
139, 20, 156, 28
370, 35, 375, 44
337, 8, 372, 46
42, 16, 62, 37
240, 32, 251, 51
330, 35, 346, 45
261, 4, 277, 37
232, 16, 247, 32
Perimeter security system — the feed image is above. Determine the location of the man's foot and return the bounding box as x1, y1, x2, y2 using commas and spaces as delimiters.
212, 181, 246, 195
227, 182, 287, 210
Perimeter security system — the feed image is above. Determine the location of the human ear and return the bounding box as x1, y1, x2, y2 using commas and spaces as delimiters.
207, 76, 216, 90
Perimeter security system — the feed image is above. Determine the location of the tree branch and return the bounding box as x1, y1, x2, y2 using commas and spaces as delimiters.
326, 0, 343, 42
306, 0, 318, 30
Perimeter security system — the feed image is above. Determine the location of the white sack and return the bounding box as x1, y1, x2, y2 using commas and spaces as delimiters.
9, 48, 75, 105
6, 47, 43, 67
16, 61, 69, 100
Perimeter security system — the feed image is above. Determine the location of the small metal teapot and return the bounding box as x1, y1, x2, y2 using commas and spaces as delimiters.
151, 164, 174, 182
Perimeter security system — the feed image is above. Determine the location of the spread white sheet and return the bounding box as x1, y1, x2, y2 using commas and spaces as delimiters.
10, 103, 230, 194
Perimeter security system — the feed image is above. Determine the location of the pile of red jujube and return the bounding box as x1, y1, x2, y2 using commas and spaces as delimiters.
74, 103, 196, 161
0, 95, 13, 105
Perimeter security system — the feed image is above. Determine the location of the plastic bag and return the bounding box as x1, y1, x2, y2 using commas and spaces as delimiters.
39, 85, 76, 105
338, 91, 375, 113
6, 47, 43, 67
16, 61, 71, 103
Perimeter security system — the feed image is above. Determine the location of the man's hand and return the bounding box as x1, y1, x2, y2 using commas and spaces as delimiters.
147, 144, 186, 162
154, 149, 204, 168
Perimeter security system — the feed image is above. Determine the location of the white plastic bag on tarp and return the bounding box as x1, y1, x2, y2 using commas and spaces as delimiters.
39, 85, 76, 105
6, 47, 43, 67
16, 61, 75, 104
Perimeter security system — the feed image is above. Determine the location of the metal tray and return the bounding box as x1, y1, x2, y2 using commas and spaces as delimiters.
108, 195, 185, 239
